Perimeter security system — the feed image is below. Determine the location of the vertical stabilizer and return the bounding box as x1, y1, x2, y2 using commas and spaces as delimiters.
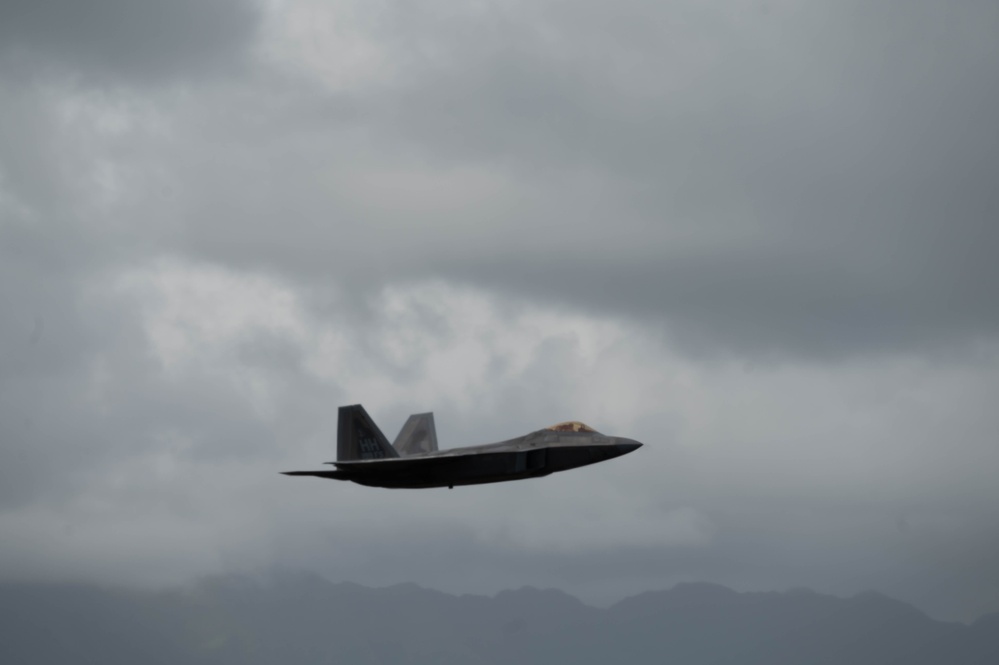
393, 412, 438, 456
337, 405, 399, 461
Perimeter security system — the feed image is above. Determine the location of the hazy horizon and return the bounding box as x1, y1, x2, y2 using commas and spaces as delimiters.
4, 573, 998, 663
8, 567, 995, 623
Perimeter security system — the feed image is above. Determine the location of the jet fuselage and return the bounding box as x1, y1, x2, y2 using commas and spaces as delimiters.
282, 405, 642, 489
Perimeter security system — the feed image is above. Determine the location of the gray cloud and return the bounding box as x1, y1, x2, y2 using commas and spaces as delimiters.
0, 0, 260, 83
367, 0, 999, 358
83, 0, 996, 359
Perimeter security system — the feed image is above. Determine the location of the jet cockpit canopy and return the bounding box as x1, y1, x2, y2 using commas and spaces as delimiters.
545, 421, 598, 433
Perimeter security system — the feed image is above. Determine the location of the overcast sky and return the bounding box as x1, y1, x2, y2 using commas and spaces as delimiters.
1, 0, 997, 622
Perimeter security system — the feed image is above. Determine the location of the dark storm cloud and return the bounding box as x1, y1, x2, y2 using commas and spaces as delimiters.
0, 0, 260, 83
355, 0, 999, 358
93, 0, 999, 359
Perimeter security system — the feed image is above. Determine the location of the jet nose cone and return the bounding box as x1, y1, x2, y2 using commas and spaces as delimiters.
614, 439, 643, 456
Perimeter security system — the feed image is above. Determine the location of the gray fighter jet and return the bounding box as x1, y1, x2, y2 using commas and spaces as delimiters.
282, 404, 642, 489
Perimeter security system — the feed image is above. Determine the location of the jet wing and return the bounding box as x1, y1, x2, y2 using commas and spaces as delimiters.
330, 455, 449, 471
281, 470, 351, 479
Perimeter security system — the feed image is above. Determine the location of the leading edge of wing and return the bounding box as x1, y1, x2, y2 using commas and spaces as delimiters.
327, 455, 448, 470
282, 455, 453, 480
281, 470, 351, 479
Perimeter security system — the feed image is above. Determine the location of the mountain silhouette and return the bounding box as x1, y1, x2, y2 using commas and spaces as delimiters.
2, 574, 996, 664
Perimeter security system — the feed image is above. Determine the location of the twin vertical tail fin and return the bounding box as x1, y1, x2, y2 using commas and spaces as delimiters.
337, 405, 399, 461
392, 412, 438, 456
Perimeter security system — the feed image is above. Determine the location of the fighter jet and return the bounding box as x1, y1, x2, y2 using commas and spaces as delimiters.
282, 404, 642, 489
